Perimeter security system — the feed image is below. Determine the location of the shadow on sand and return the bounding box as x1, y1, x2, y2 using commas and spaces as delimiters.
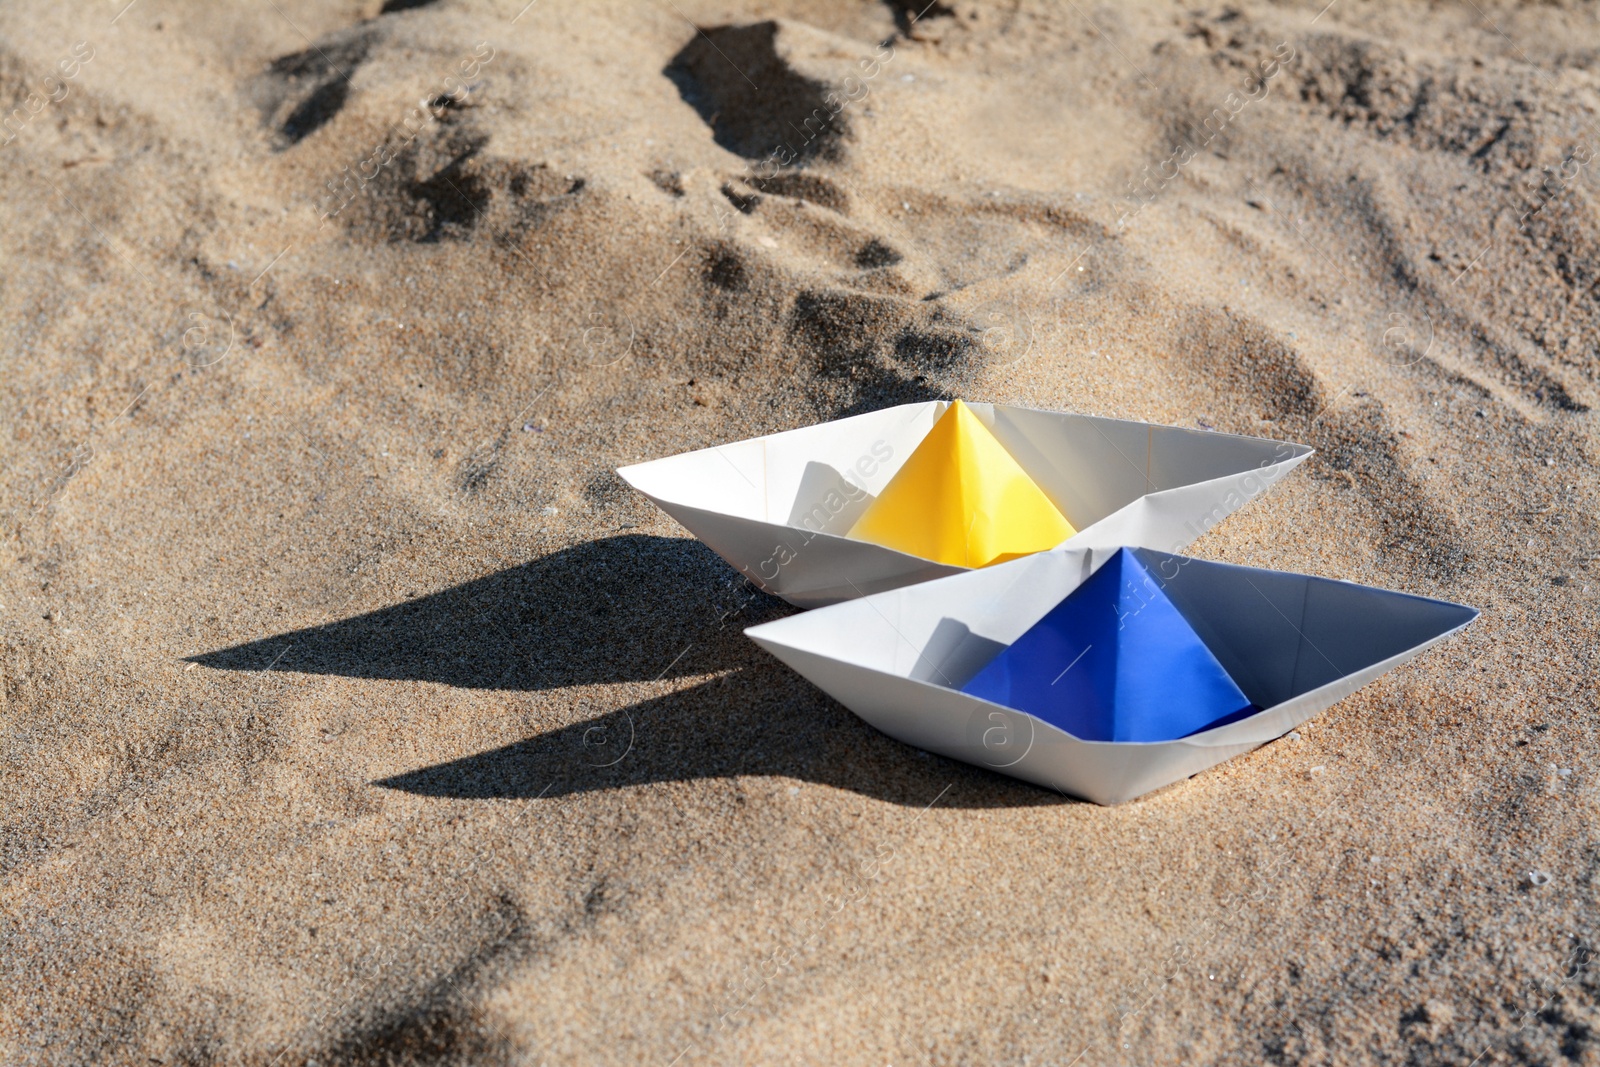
188, 534, 784, 691
194, 534, 1075, 809
376, 660, 1079, 810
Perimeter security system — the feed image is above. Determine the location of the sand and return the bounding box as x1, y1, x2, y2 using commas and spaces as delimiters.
3, 0, 1600, 1063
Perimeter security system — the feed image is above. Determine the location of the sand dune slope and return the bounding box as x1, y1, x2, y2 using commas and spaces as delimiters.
4, 1, 1600, 1064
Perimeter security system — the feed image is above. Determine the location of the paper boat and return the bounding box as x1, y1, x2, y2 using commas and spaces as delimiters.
745, 547, 1477, 804
618, 402, 1313, 607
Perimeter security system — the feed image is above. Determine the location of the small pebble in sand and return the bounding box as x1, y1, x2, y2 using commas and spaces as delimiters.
1287, 731, 1302, 741
1528, 870, 1552, 888
542, 507, 559, 516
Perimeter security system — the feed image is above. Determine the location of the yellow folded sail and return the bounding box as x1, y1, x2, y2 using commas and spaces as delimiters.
846, 401, 1076, 567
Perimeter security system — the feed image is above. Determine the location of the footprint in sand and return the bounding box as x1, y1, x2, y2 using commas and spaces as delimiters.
248, 26, 377, 149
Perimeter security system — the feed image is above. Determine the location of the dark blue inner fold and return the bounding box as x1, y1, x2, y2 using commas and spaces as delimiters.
960, 548, 1258, 742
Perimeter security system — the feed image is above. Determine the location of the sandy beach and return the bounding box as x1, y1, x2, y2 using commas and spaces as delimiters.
4, 0, 1600, 1063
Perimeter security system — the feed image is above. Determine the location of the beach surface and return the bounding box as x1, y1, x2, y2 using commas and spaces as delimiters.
4, 1, 1600, 1063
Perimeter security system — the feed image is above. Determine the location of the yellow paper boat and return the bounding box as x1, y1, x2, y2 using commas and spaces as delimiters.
846, 400, 1075, 567
617, 401, 1314, 607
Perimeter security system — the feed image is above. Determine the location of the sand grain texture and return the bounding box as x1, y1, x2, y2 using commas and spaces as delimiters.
3, 1, 1600, 1064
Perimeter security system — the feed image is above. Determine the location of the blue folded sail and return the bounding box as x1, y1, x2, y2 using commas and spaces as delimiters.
961, 548, 1257, 742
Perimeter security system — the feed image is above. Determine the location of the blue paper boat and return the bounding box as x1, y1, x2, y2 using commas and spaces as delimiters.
746, 547, 1477, 803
